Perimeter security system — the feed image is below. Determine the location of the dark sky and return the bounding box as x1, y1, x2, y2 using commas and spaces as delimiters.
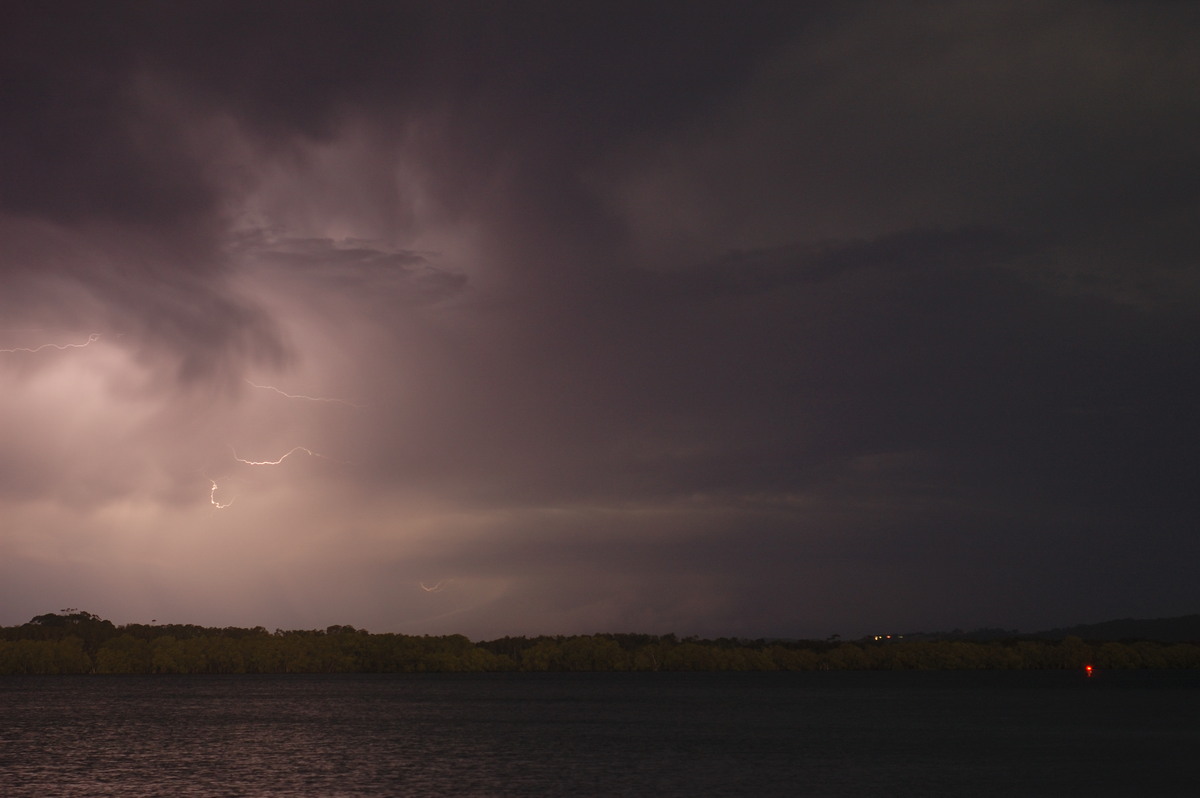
2, 1, 1198, 639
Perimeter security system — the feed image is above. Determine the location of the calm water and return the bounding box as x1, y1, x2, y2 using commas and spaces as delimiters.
1, 670, 1196, 796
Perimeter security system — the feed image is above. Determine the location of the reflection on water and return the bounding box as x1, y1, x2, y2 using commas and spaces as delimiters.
1, 671, 1197, 796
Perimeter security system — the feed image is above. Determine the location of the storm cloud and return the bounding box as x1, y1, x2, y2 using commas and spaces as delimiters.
2, 1, 1198, 639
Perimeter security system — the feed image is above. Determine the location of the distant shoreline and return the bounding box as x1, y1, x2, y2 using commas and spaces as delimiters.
3, 612, 1199, 675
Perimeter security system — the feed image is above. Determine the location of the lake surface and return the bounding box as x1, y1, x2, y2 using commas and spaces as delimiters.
1, 670, 1196, 796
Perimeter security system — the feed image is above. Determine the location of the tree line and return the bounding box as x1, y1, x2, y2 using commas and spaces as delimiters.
2, 611, 1198, 675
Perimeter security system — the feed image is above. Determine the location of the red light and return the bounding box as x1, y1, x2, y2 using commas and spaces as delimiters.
1084, 664, 1094, 677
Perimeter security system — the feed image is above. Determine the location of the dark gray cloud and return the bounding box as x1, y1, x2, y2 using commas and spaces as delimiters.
237, 234, 465, 303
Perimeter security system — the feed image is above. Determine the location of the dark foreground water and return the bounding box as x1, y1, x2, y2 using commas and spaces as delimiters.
1, 670, 1197, 796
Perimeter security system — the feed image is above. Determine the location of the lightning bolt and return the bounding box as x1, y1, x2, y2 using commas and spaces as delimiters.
245, 379, 363, 409
231, 445, 345, 466
209, 480, 234, 509
420, 580, 447, 593
0, 332, 101, 353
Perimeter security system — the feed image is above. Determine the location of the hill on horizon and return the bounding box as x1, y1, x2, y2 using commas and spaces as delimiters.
904, 614, 1200, 644
1029, 614, 1200, 643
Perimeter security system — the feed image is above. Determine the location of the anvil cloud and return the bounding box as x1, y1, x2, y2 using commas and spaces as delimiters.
2, 1, 1198, 639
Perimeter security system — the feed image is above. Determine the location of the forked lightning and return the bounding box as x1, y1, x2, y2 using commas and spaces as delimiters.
209, 480, 234, 509
0, 333, 101, 353
244, 379, 363, 409
232, 445, 342, 466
